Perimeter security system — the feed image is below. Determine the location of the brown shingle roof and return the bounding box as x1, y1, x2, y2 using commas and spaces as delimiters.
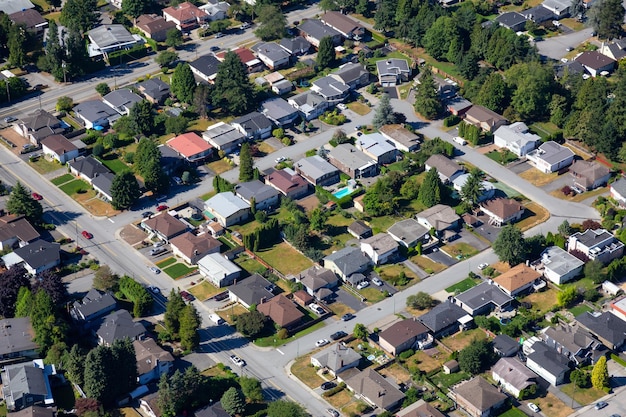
133, 338, 174, 376
575, 51, 616, 70
136, 14, 177, 34
494, 263, 541, 293
143, 213, 187, 239
40, 134, 77, 155
169, 231, 221, 259
257, 294, 304, 327
454, 377, 507, 412
320, 11, 364, 35
569, 160, 610, 188
379, 319, 429, 348
481, 198, 523, 221
0, 214, 40, 244
265, 168, 308, 195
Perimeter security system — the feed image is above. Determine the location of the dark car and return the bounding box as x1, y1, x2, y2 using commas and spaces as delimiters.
320, 381, 336, 390
341, 313, 354, 321
330, 331, 347, 341
181, 291, 195, 302
595, 402, 608, 410
142, 211, 153, 218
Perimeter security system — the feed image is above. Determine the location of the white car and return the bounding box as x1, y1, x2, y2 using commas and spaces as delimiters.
372, 277, 383, 287
356, 280, 369, 290
528, 403, 540, 413
337, 103, 347, 110
230, 355, 245, 367
275, 156, 286, 163
315, 339, 330, 347
478, 263, 489, 270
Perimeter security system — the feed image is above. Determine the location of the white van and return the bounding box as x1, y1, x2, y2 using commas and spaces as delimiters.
453, 136, 467, 145
209, 313, 224, 325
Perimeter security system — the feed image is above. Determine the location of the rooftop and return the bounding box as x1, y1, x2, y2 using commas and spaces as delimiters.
295, 155, 339, 180
494, 264, 541, 293
379, 319, 429, 348
356, 133, 397, 157
167, 132, 212, 158
205, 192, 250, 218
454, 377, 507, 412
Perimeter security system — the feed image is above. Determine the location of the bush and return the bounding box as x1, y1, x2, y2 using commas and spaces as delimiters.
322, 382, 346, 397
282, 137, 293, 146
319, 110, 347, 125
276, 328, 288, 339
443, 115, 460, 127
398, 349, 415, 361
562, 185, 573, 196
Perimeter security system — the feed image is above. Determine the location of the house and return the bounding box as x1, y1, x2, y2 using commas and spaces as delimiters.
0, 0, 35, 15
525, 341, 570, 385
9, 9, 46, 35
610, 177, 626, 208
521, 5, 554, 23
217, 48, 263, 73
355, 133, 397, 164
320, 11, 366, 40
162, 2, 208, 31
1, 360, 55, 411
576, 311, 626, 350
492, 357, 537, 398
68, 156, 110, 184
288, 91, 328, 121
92, 172, 116, 202
133, 338, 174, 384
464, 105, 508, 133
599, 38, 626, 61
228, 273, 275, 309
379, 319, 431, 356
379, 124, 420, 152
194, 401, 229, 417
323, 245, 371, 280
189, 54, 221, 83
493, 334, 520, 357
96, 310, 146, 346
452, 174, 496, 203
297, 19, 342, 47
257, 294, 304, 329
9, 406, 55, 417
327, 144, 378, 179
231, 112, 273, 140
73, 100, 120, 129
574, 51, 616, 77
0, 317, 38, 361
204, 192, 250, 227
261, 97, 299, 127
396, 401, 446, 417
292, 289, 314, 307
70, 289, 116, 322
353, 194, 365, 212
14, 109, 66, 144
415, 72, 458, 99
135, 14, 177, 42
202, 122, 246, 153
86, 25, 143, 58
170, 232, 221, 265
416, 204, 461, 236
533, 246, 584, 284
252, 42, 291, 70
342, 368, 405, 411
102, 89, 143, 116
360, 233, 399, 265
311, 344, 361, 376
137, 78, 171, 104
294, 155, 340, 186
199, 0, 230, 22
271, 79, 293, 96
198, 253, 242, 287
418, 300, 472, 338
542, 0, 570, 16
495, 12, 527, 31
376, 58, 411, 86
569, 160, 611, 191
310, 76, 350, 104
0, 214, 40, 251
555, 60, 586, 78
387, 219, 429, 248
158, 144, 184, 176
493, 264, 541, 297
167, 132, 213, 164
542, 323, 597, 365
2, 239, 61, 275
480, 198, 525, 227
424, 154, 464, 183
330, 63, 370, 90
527, 141, 575, 173
453, 281, 513, 316
348, 220, 372, 239
447, 96, 473, 117
142, 213, 188, 242
235, 180, 280, 212
279, 36, 311, 55
452, 377, 507, 417
493, 122, 541, 157
264, 168, 309, 199
40, 135, 79, 164
297, 265, 339, 298
568, 228, 624, 264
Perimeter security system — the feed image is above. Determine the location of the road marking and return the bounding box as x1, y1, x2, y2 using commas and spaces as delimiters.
276, 349, 284, 355
108, 218, 115, 223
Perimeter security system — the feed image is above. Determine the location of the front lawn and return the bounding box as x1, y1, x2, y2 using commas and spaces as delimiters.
443, 242, 479, 259
518, 168, 559, 187
377, 263, 418, 289
156, 257, 177, 268
410, 255, 446, 274
560, 383, 606, 405
532, 391, 573, 417
254, 320, 325, 347
207, 159, 233, 175
347, 101, 371, 115
51, 173, 75, 185
498, 407, 529, 417
29, 157, 62, 174
291, 355, 324, 388
99, 154, 129, 174
516, 202, 551, 231
256, 242, 312, 276
445, 277, 479, 294
189, 280, 222, 300
59, 179, 90, 195
486, 149, 518, 165
164, 263, 197, 279
234, 255, 268, 276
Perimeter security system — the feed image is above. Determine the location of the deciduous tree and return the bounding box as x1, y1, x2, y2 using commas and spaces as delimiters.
254, 5, 286, 40
165, 28, 183, 48
492, 224, 527, 266
266, 400, 308, 417
235, 310, 267, 337
353, 323, 368, 340
589, 0, 625, 39
34, 270, 67, 304
93, 265, 118, 291
591, 355, 609, 389
60, 0, 98, 32
239, 376, 263, 402
406, 292, 436, 310
458, 339, 495, 375
171, 63, 196, 104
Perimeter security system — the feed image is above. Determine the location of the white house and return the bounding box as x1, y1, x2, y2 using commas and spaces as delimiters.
204, 192, 251, 227
610, 177, 626, 208
568, 228, 625, 265
526, 141, 575, 173
360, 233, 399, 265
40, 134, 79, 164
534, 246, 584, 284
197, 253, 242, 287
493, 122, 541, 157
492, 357, 537, 398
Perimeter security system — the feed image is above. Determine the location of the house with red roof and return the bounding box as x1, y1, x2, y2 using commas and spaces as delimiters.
166, 132, 213, 164
162, 2, 208, 31
217, 47, 264, 73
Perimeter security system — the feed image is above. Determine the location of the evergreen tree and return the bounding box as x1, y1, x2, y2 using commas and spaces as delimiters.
239, 376, 263, 402
8, 24, 27, 68
179, 304, 200, 351
60, 0, 98, 32
239, 142, 254, 181
171, 63, 196, 104
418, 168, 442, 208
316, 36, 336, 69
164, 290, 186, 336
122, 0, 151, 19
589, 0, 625, 39
83, 345, 111, 403
6, 182, 43, 223
413, 67, 442, 119
372, 93, 395, 129
460, 168, 485, 206
111, 338, 138, 396
14, 286, 33, 317
493, 224, 527, 266
65, 345, 86, 386
111, 171, 141, 210
591, 355, 609, 390
193, 83, 213, 119
42, 20, 65, 81
143, 159, 170, 195
220, 387, 246, 416
254, 5, 286, 41
65, 28, 89, 80
213, 51, 256, 115
134, 138, 160, 175
476, 72, 509, 114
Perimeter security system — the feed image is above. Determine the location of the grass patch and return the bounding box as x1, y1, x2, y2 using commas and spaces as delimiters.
612, 353, 626, 366
156, 257, 177, 268
59, 179, 90, 195
99, 155, 129, 174
518, 168, 560, 187
200, 190, 216, 201
560, 17, 585, 31
408, 349, 445, 374
569, 304, 593, 317
328, 389, 355, 410
218, 304, 248, 325
516, 202, 551, 232
492, 181, 522, 198
430, 370, 471, 389
560, 383, 606, 405
530, 122, 561, 139
378, 363, 411, 384
188, 119, 213, 133
359, 286, 388, 303
0, 402, 6, 417
291, 355, 325, 388
254, 320, 325, 347
164, 263, 197, 279
498, 406, 529, 417
486, 149, 518, 165
550, 185, 608, 203
347, 101, 371, 115
445, 277, 479, 294
234, 254, 268, 276
441, 328, 488, 351
207, 159, 234, 175
327, 302, 354, 319
29, 157, 62, 174
230, 220, 261, 236
369, 215, 403, 234
443, 242, 479, 259
189, 280, 222, 300
410, 255, 446, 274
256, 242, 313, 276
257, 142, 275, 155
520, 288, 559, 315
378, 263, 418, 289
51, 173, 75, 185
532, 391, 572, 417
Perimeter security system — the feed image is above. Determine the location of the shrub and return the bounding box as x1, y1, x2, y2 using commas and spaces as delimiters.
276, 328, 288, 339
443, 115, 460, 127
398, 349, 415, 361
562, 185, 573, 196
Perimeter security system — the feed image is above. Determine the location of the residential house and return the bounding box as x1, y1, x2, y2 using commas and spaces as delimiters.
495, 12, 527, 31
9, 9, 46, 36
0, 0, 35, 15
252, 42, 291, 70
480, 198, 525, 227
320, 11, 366, 40
1, 360, 55, 411
493, 122, 541, 157
330, 63, 370, 90
167, 132, 213, 164
292, 290, 314, 307
194, 402, 229, 417
92, 172, 116, 202
599, 38, 626, 61
396, 401, 446, 417
40, 135, 79, 164
575, 51, 616, 77
204, 192, 250, 227
257, 294, 304, 329
2, 239, 61, 275
70, 289, 116, 322
542, 323, 598, 365
348, 220, 372, 239
327, 144, 378, 179
228, 273, 275, 309
137, 78, 171, 104
379, 319, 431, 356
453, 281, 513, 316
379, 124, 420, 152
202, 122, 246, 153
424, 154, 464, 183
521, 5, 554, 23
158, 144, 184, 176
533, 246, 584, 284
189, 54, 221, 83
271, 80, 293, 96
199, 0, 230, 21
0, 214, 40, 251
9, 406, 55, 417
135, 14, 177, 42
610, 177, 626, 208
297, 265, 339, 299
360, 233, 399, 265
297, 19, 342, 47
102, 89, 143, 116
294, 155, 340, 186
525, 341, 570, 385
610, 297, 626, 321
139, 393, 161, 417
568, 228, 624, 264
96, 310, 146, 346
415, 72, 458, 99
542, 0, 570, 16
416, 204, 461, 237
68, 156, 110, 184
288, 91, 328, 121
452, 174, 496, 203
217, 47, 263, 73
234, 180, 280, 212
86, 25, 143, 58
323, 245, 371, 280
355, 133, 397, 164
447, 96, 473, 117
493, 264, 541, 297
576, 311, 626, 350
342, 368, 405, 411
73, 100, 120, 129
264, 168, 309, 199
162, 2, 208, 31
279, 36, 311, 55
261, 97, 299, 127
197, 253, 242, 287
142, 213, 188, 242
133, 338, 174, 384
14, 109, 66, 144
555, 60, 587, 78
231, 112, 273, 140
527, 141, 575, 173
0, 317, 38, 361
386, 218, 429, 248
376, 58, 411, 86
311, 344, 361, 376
464, 105, 508, 133
569, 160, 611, 191
493, 334, 520, 357
418, 300, 472, 338
452, 377, 507, 417
310, 76, 350, 104
492, 357, 538, 398
170, 232, 221, 265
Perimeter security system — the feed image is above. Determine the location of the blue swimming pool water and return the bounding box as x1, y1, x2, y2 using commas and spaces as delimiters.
333, 187, 352, 199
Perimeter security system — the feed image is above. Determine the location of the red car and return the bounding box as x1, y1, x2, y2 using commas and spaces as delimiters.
156, 205, 169, 212
32, 192, 42, 200
81, 230, 93, 239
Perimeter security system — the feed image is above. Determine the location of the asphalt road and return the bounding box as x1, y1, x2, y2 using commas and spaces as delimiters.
536, 27, 595, 60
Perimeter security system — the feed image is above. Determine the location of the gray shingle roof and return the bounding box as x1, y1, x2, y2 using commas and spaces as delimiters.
68, 156, 110, 180
189, 54, 221, 78
231, 112, 273, 135
418, 300, 468, 333
71, 288, 116, 321
73, 100, 119, 124
228, 274, 275, 307
279, 36, 311, 54
312, 75, 350, 99
205, 192, 250, 218
103, 89, 143, 112
252, 41, 291, 62
575, 311, 626, 348
387, 218, 428, 246
295, 155, 339, 181
137, 78, 170, 102
454, 282, 513, 312
611, 177, 626, 197
235, 180, 280, 204
261, 97, 298, 120
13, 239, 60, 270
96, 309, 146, 346
311, 343, 361, 372
527, 341, 570, 376
92, 172, 115, 197
495, 11, 526, 28
492, 357, 537, 392
0, 317, 37, 357
298, 18, 340, 41
88, 24, 136, 48
532, 141, 574, 165
323, 246, 370, 277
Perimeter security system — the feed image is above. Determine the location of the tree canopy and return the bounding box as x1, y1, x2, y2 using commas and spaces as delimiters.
492, 224, 527, 266
316, 36, 336, 69
413, 67, 442, 119
111, 171, 140, 210
418, 168, 443, 208
254, 5, 286, 40
458, 339, 496, 375
239, 142, 254, 181
171, 63, 196, 104
213, 51, 256, 115
591, 355, 609, 390
589, 0, 625, 40
6, 182, 43, 223
372, 93, 395, 129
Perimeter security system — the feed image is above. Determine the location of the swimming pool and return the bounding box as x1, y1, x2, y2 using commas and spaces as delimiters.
333, 187, 352, 199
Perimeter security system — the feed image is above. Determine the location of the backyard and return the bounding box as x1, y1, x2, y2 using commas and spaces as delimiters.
440, 328, 488, 351
520, 289, 559, 315
256, 242, 313, 276
234, 254, 268, 276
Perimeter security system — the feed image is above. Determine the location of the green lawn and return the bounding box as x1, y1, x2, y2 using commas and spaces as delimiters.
164, 263, 197, 279
486, 150, 518, 165
256, 242, 312, 276
530, 122, 561, 139
569, 304, 593, 317
51, 173, 75, 185
29, 157, 62, 174
99, 155, 129, 174
156, 257, 177, 268
234, 255, 268, 276
430, 370, 471, 389
59, 179, 90, 195
445, 277, 479, 294
254, 321, 325, 347
498, 406, 528, 417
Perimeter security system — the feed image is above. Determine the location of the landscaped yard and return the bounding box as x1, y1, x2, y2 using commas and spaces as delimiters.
189, 280, 222, 300
441, 328, 488, 351
255, 321, 325, 347
234, 254, 268, 276
163, 263, 197, 279
518, 168, 559, 187
99, 154, 129, 174
257, 142, 275, 155
443, 242, 479, 259
486, 149, 518, 165
207, 159, 233, 175
256, 242, 312, 276
561, 382, 606, 405
291, 355, 324, 389
59, 179, 90, 195
28, 157, 62, 174
230, 219, 261, 236
410, 255, 446, 275
156, 257, 177, 268
550, 186, 608, 203
368, 214, 402, 234
569, 304, 592, 317
530, 121, 561, 139
498, 406, 529, 417
430, 370, 471, 389
445, 277, 479, 294
51, 173, 74, 185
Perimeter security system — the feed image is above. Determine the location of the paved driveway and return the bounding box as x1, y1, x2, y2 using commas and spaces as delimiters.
508, 160, 533, 175
330, 287, 368, 312
384, 87, 398, 99
453, 229, 490, 252
426, 248, 457, 266
541, 172, 573, 193
473, 221, 501, 243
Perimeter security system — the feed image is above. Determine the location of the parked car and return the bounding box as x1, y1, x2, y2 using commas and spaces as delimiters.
180, 290, 195, 302
150, 266, 161, 274
230, 355, 245, 367
595, 401, 608, 410
275, 156, 286, 163
330, 331, 347, 340
31, 192, 43, 200
356, 280, 369, 290
309, 303, 324, 315
528, 403, 540, 413
327, 409, 339, 417
210, 45, 220, 51
153, 241, 166, 248
150, 247, 167, 256
215, 32, 225, 38
337, 103, 347, 110
341, 313, 354, 321
156, 204, 169, 211
148, 286, 160, 294
4, 116, 16, 123
372, 277, 383, 286
240, 22, 251, 29
173, 176, 183, 185
315, 339, 329, 347
478, 263, 488, 270
320, 381, 336, 390
141, 211, 153, 218
82, 230, 93, 239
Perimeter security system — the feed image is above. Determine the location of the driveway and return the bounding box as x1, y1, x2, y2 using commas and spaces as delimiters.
330, 287, 368, 312
453, 229, 490, 252
473, 221, 501, 243
508, 160, 533, 175
541, 172, 573, 193
536, 27, 595, 60
426, 248, 457, 266
384, 87, 398, 99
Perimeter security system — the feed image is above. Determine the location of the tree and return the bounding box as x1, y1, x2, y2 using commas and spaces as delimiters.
220, 387, 245, 415
309, 208, 329, 232
165, 28, 183, 48
254, 5, 286, 41
317, 36, 336, 69
41, 20, 65, 81
34, 270, 67, 304
235, 310, 267, 337
56, 96, 74, 112
164, 116, 188, 135
458, 339, 495, 375
64, 28, 89, 80
60, 0, 98, 32
372, 93, 395, 129
418, 168, 443, 208
493, 224, 527, 266
164, 290, 186, 337
156, 50, 179, 68
353, 323, 368, 340
157, 367, 204, 417
400, 176, 420, 200
128, 100, 154, 135
213, 51, 256, 115
584, 259, 606, 284
589, 0, 625, 39
476, 72, 509, 114
134, 138, 160, 175
6, 182, 43, 223
83, 345, 111, 403
571, 369, 591, 388
406, 292, 436, 310
122, 0, 150, 18
591, 355, 609, 390
65, 345, 86, 386
460, 168, 485, 206
8, 25, 27, 68
111, 171, 140, 210
558, 220, 573, 236
171, 63, 196, 104
266, 400, 308, 417
239, 142, 254, 181
193, 83, 213, 119
93, 265, 118, 291
413, 67, 442, 119
179, 304, 200, 351
0, 265, 30, 318
143, 159, 170, 195
239, 376, 263, 402
75, 398, 101, 417
557, 285, 578, 307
